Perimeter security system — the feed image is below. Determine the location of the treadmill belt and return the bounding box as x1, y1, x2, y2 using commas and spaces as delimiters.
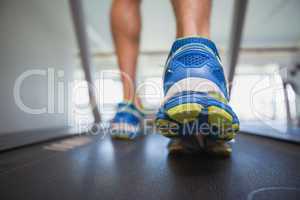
0, 133, 299, 200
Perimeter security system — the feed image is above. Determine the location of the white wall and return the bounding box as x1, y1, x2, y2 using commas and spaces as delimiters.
1, 0, 299, 134
0, 0, 78, 134
84, 0, 300, 52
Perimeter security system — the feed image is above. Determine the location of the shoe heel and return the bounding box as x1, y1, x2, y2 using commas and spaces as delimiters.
207, 106, 239, 140
156, 92, 239, 140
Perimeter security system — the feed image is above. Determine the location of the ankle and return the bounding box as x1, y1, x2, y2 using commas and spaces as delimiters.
176, 22, 210, 39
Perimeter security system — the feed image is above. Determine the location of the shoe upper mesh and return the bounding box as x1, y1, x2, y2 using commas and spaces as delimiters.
176, 53, 208, 67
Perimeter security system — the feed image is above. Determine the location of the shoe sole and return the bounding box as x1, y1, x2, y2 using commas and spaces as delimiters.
111, 134, 133, 140
155, 93, 239, 141
111, 123, 142, 140
111, 129, 138, 140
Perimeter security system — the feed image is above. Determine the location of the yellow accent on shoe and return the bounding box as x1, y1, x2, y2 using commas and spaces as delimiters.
232, 123, 239, 132
208, 106, 232, 122
222, 123, 239, 140
224, 132, 236, 141
166, 103, 203, 123
208, 91, 228, 104
208, 106, 234, 140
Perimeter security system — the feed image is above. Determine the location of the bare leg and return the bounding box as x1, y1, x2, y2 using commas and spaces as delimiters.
167, 1, 233, 156
171, 0, 211, 38
110, 0, 141, 107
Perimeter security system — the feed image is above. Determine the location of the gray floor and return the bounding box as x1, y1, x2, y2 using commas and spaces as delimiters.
0, 127, 81, 152
0, 133, 300, 200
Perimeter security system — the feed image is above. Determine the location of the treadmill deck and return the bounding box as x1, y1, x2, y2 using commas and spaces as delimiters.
1, 133, 300, 200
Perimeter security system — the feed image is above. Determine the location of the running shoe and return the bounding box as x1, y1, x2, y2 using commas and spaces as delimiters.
156, 37, 239, 151
111, 102, 144, 140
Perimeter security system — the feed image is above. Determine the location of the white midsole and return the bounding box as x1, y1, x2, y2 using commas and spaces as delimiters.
111, 123, 139, 132
164, 77, 225, 103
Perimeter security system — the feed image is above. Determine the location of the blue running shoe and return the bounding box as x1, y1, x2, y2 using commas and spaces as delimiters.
155, 37, 239, 142
111, 102, 144, 140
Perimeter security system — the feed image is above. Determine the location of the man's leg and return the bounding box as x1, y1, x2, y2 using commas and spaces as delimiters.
171, 0, 211, 38
111, 0, 141, 105
110, 0, 144, 140
156, 0, 239, 156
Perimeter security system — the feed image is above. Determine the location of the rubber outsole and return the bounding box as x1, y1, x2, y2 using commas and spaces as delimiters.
111, 124, 142, 140
155, 93, 239, 141
111, 134, 134, 140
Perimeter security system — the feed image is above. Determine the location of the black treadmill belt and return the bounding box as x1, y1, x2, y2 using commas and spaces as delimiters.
0, 133, 300, 200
